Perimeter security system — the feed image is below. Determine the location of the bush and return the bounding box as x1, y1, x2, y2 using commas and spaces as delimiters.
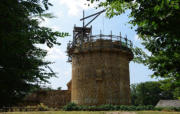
174, 107, 180, 111
63, 102, 79, 111
154, 107, 180, 112
119, 105, 128, 110
127, 105, 136, 111
98, 104, 114, 111
62, 103, 180, 111
37, 103, 50, 111
145, 105, 154, 110
24, 103, 50, 111
135, 105, 146, 111
79, 105, 89, 111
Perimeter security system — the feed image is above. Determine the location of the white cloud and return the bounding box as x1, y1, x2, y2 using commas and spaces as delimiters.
58, 0, 98, 16
51, 25, 61, 31
144, 49, 152, 56
39, 18, 62, 32
39, 18, 48, 27
35, 44, 66, 61
45, 46, 66, 61
54, 10, 64, 18
134, 34, 141, 42
134, 34, 139, 41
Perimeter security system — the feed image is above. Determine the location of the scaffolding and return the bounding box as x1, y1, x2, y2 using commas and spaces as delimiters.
67, 26, 133, 62
67, 10, 133, 62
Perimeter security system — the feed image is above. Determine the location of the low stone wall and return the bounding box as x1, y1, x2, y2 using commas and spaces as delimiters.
24, 90, 71, 108
156, 100, 180, 108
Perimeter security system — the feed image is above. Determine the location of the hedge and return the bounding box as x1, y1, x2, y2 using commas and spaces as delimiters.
63, 103, 180, 111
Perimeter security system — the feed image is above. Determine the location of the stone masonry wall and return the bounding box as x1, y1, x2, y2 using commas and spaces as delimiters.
71, 40, 133, 105
24, 90, 71, 108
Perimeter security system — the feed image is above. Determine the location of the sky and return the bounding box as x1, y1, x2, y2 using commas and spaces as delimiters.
40, 0, 157, 89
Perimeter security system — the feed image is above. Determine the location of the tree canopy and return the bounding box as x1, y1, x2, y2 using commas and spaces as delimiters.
130, 81, 173, 106
90, 0, 180, 96
0, 0, 68, 107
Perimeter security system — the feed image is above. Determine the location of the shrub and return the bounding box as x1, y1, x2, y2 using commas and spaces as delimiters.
62, 103, 179, 111
25, 105, 37, 111
119, 105, 128, 110
99, 104, 114, 111
127, 105, 136, 111
174, 107, 180, 111
79, 105, 89, 111
155, 107, 180, 112
113, 105, 120, 110
88, 105, 97, 111
145, 105, 154, 110
63, 102, 79, 111
37, 103, 50, 111
154, 107, 163, 111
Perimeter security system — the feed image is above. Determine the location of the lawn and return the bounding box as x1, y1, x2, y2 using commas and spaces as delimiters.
0, 111, 179, 114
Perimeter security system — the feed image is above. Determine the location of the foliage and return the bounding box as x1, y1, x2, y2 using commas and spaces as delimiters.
0, 103, 51, 112
158, 78, 180, 99
63, 103, 154, 111
90, 0, 180, 98
36, 103, 50, 111
63, 103, 180, 111
130, 81, 173, 106
63, 103, 80, 111
1, 111, 180, 114
24, 103, 51, 111
0, 0, 68, 107
40, 86, 55, 91
173, 87, 180, 99
154, 107, 180, 112
57, 87, 62, 90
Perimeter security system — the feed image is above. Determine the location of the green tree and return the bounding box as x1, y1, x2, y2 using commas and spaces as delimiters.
90, 0, 180, 97
57, 87, 62, 90
130, 84, 138, 105
130, 81, 173, 106
0, 0, 68, 107
173, 87, 180, 100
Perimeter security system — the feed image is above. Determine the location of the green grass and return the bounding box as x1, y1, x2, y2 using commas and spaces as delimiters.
0, 111, 104, 114
0, 111, 179, 114
136, 111, 180, 114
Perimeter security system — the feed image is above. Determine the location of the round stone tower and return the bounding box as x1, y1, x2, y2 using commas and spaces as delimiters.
67, 26, 133, 105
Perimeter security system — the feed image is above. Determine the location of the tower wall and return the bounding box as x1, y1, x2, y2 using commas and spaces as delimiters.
71, 40, 133, 105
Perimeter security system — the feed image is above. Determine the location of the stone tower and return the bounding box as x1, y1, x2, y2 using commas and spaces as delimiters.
67, 26, 133, 105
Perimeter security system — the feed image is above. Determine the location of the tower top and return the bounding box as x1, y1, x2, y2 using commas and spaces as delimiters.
67, 10, 133, 62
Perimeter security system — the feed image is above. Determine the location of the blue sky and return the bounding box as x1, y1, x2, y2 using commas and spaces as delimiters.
41, 0, 157, 89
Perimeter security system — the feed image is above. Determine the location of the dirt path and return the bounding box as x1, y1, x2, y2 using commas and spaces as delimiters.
106, 111, 136, 114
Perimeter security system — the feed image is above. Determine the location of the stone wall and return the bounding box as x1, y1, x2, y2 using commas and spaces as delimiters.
25, 39, 134, 107
24, 81, 71, 108
24, 90, 71, 108
71, 39, 133, 105
156, 100, 180, 108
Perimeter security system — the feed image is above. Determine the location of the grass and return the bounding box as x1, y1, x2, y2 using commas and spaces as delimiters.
0, 111, 180, 114
0, 111, 104, 114
136, 111, 180, 114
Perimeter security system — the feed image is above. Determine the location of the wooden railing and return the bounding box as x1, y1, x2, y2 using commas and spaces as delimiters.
67, 34, 133, 62
68, 34, 133, 50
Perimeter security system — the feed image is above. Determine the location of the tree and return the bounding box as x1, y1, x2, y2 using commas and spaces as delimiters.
173, 87, 180, 100
130, 81, 173, 106
57, 87, 62, 90
90, 0, 180, 97
130, 84, 138, 105
0, 0, 68, 107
